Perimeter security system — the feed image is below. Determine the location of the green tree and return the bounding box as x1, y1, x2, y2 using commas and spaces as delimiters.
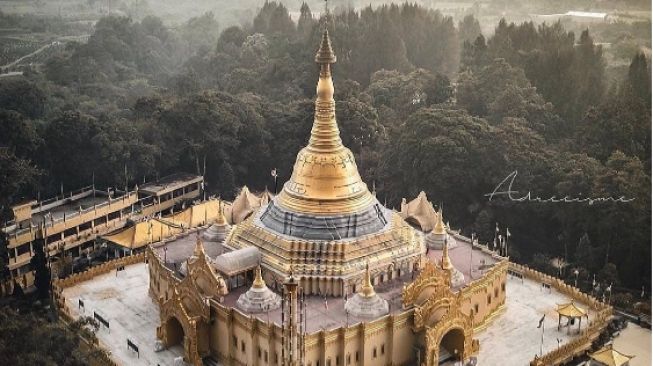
0, 306, 101, 366
253, 1, 294, 36
182, 12, 220, 54
626, 52, 651, 107
297, 2, 316, 40
458, 14, 481, 44
0, 79, 46, 118
379, 107, 498, 220
217, 161, 236, 199
217, 26, 247, 53
29, 239, 49, 300
367, 69, 452, 119
574, 233, 597, 272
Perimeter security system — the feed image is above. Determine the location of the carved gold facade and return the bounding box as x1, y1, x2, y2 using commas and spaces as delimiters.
151, 240, 228, 366
146, 240, 506, 366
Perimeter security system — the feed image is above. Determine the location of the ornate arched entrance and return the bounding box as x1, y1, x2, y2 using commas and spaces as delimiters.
158, 287, 208, 366
439, 328, 465, 362
423, 310, 479, 366
165, 316, 185, 347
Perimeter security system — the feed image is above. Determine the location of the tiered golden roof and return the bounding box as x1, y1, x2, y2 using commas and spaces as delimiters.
275, 29, 374, 215
556, 301, 587, 318
102, 218, 181, 250
590, 345, 634, 366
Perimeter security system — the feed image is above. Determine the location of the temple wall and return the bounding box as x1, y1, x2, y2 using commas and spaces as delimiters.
205, 301, 417, 366
461, 260, 509, 329
144, 247, 506, 366
147, 246, 175, 303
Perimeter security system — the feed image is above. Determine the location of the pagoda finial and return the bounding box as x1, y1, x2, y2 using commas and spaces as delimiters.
315, 29, 336, 66
216, 200, 226, 225
194, 234, 205, 257
315, 1, 335, 66
441, 236, 453, 271
433, 205, 446, 235
360, 262, 376, 298
308, 5, 341, 153
253, 265, 266, 289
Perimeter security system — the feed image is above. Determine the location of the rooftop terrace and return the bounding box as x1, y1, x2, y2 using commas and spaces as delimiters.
139, 173, 203, 196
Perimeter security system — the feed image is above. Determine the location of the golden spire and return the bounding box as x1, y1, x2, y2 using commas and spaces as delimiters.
274, 25, 375, 215
253, 265, 266, 289
310, 28, 340, 151
441, 236, 453, 271
433, 206, 446, 235
216, 200, 226, 225
194, 235, 205, 257
360, 262, 376, 298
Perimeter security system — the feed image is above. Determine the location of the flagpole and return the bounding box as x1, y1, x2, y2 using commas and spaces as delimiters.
537, 314, 546, 356
505, 227, 510, 257
469, 233, 474, 280
271, 168, 278, 194
540, 323, 544, 356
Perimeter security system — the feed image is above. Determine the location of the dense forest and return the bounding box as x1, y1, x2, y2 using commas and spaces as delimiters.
0, 2, 650, 306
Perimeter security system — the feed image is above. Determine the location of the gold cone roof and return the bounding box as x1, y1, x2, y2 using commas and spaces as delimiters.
275, 29, 374, 215
433, 207, 446, 235
360, 262, 376, 298
590, 345, 634, 366
252, 265, 266, 289
556, 301, 587, 318
216, 200, 227, 225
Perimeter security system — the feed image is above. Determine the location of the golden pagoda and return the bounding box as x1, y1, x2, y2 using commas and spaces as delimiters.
275, 29, 375, 215
225, 28, 424, 295
434, 207, 446, 235
441, 235, 465, 287
236, 265, 281, 313
344, 262, 389, 318
202, 200, 231, 245
360, 262, 376, 298
425, 206, 449, 249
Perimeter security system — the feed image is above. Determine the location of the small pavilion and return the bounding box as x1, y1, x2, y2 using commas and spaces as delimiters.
556, 301, 588, 334
589, 344, 634, 366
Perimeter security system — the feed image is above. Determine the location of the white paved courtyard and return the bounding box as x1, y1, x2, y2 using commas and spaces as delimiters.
476, 275, 595, 365
63, 263, 602, 366
62, 263, 185, 366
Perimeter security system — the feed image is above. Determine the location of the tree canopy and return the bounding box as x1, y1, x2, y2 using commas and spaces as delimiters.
0, 1, 650, 295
